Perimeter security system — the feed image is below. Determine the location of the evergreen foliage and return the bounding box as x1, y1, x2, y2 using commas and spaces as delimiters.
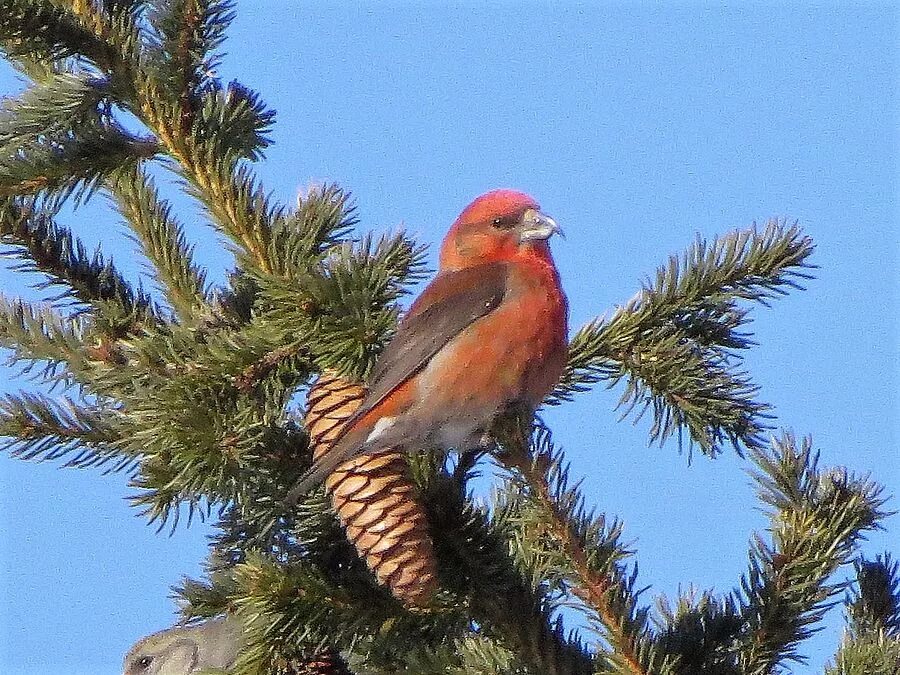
0, 2, 896, 673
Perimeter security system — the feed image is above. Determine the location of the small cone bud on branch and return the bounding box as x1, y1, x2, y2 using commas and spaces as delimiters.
279, 648, 352, 675
304, 371, 438, 606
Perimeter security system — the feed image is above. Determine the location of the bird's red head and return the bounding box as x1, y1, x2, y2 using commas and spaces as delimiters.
439, 189, 562, 271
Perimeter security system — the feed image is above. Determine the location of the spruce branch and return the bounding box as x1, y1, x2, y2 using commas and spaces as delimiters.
147, 0, 235, 113
0, 294, 89, 378
0, 0, 118, 68
232, 342, 307, 394
208, 497, 303, 570
1, 196, 149, 315
846, 555, 900, 638
654, 592, 743, 675
268, 184, 357, 279
826, 636, 900, 675
372, 635, 522, 674
0, 0, 144, 108
195, 79, 273, 161
52, 0, 143, 67
449, 636, 529, 675
141, 87, 278, 272
259, 231, 428, 380
424, 473, 598, 675
108, 164, 208, 319
200, 554, 459, 675
128, 49, 277, 275
825, 554, 900, 674
0, 70, 107, 140
0, 391, 130, 470
549, 220, 814, 457
12, 0, 278, 272
735, 433, 888, 674
118, 340, 309, 530
129, 81, 277, 276
125, 394, 266, 527
0, 67, 159, 201
494, 415, 669, 675
0, 118, 158, 201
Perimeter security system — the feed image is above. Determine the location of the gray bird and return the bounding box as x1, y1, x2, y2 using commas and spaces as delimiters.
122, 617, 242, 675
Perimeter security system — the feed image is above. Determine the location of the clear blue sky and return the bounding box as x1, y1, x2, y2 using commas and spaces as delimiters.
1, 3, 897, 673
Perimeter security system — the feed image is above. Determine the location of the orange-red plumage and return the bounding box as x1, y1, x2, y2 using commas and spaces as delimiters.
289, 189, 568, 497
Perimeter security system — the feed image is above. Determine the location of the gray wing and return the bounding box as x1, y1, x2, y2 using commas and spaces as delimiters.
365, 262, 510, 405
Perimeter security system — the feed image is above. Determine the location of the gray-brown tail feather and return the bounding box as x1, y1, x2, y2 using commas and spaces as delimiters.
284, 434, 365, 505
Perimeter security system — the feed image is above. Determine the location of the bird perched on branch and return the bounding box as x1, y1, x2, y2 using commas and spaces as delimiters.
287, 189, 568, 501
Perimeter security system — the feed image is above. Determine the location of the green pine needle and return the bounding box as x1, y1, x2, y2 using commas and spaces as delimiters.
0, 294, 88, 380
0, 391, 129, 470
147, 0, 236, 96
1, 196, 151, 314
109, 164, 209, 320
550, 220, 815, 457
847, 555, 900, 638
0, 1, 115, 66
735, 433, 888, 674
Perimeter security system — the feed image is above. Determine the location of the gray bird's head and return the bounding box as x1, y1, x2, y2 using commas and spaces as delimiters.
123, 617, 241, 675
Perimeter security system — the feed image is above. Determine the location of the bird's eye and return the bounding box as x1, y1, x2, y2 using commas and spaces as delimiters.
137, 656, 153, 669
491, 214, 519, 229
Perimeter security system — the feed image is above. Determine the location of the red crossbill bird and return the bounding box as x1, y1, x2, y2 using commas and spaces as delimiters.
287, 189, 568, 500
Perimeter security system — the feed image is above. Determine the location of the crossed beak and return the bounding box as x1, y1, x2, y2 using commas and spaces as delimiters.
520, 208, 564, 242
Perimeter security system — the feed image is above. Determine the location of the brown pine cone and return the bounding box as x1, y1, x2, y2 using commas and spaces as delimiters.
304, 371, 438, 606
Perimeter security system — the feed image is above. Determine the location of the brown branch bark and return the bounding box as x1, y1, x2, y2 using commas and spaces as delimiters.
499, 418, 648, 675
